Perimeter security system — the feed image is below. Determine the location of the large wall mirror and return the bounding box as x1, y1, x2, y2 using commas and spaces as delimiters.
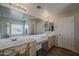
0, 5, 54, 39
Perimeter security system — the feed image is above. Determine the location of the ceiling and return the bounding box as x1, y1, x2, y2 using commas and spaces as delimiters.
25, 3, 70, 14
1, 3, 79, 21
24, 3, 79, 17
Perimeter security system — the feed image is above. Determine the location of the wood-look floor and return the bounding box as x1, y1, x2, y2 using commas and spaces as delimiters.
45, 47, 79, 56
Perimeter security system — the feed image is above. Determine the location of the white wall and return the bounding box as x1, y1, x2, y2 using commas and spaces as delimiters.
74, 11, 79, 52
54, 8, 79, 52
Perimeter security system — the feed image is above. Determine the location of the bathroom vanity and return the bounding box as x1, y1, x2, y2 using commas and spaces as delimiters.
0, 34, 55, 56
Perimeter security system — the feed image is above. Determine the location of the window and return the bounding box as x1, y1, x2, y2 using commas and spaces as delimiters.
11, 24, 23, 35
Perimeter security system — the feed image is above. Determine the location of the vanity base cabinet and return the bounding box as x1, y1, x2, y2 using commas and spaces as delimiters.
0, 48, 16, 56
12, 43, 28, 56
0, 43, 28, 56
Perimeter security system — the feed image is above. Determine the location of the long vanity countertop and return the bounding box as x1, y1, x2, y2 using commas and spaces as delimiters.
28, 34, 48, 43
0, 36, 35, 50
0, 34, 55, 50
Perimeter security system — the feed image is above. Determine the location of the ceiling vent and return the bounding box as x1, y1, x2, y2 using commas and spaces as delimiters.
36, 6, 42, 9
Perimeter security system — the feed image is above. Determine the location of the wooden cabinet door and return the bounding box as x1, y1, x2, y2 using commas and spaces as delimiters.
29, 47, 36, 56
28, 41, 37, 56
48, 36, 55, 49
18, 43, 28, 56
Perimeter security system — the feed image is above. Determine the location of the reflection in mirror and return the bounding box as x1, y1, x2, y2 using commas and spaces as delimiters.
25, 24, 28, 34
49, 23, 54, 31
6, 23, 10, 35
0, 5, 43, 39
0, 5, 54, 39
0, 23, 1, 39
44, 21, 49, 31
0, 22, 10, 38
44, 20, 54, 32
11, 24, 23, 35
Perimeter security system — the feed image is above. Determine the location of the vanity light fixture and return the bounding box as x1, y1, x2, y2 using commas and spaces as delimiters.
9, 3, 27, 12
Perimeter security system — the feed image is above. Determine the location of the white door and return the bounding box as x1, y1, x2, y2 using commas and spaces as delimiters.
55, 16, 74, 51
